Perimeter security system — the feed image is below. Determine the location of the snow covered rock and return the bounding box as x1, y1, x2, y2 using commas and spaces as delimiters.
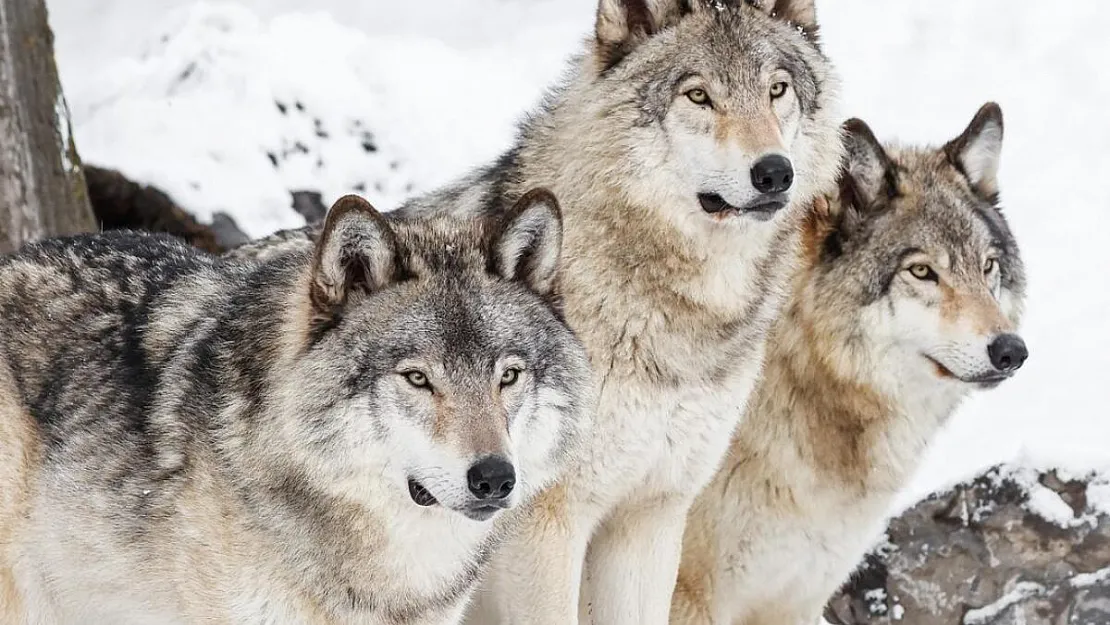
826, 465, 1110, 625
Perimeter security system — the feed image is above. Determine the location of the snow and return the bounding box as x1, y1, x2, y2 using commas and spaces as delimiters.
962, 581, 1046, 625
1071, 566, 1110, 589
986, 464, 1105, 528
44, 1, 1110, 502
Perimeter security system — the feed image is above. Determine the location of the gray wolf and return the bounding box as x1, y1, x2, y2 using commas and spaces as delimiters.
671, 103, 1028, 625
0, 190, 593, 625
229, 1, 844, 623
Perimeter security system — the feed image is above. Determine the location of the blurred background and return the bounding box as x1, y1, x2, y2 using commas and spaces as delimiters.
42, 0, 1109, 510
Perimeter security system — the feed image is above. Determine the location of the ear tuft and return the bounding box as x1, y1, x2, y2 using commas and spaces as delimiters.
595, 0, 694, 71
309, 195, 398, 319
494, 189, 564, 297
839, 118, 895, 217
749, 0, 819, 39
944, 102, 1004, 202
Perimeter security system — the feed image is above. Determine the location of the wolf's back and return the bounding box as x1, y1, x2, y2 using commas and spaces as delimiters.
0, 231, 227, 448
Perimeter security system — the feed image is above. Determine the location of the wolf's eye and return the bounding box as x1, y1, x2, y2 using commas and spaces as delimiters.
983, 258, 997, 275
908, 264, 938, 282
769, 81, 789, 99
500, 368, 522, 388
685, 88, 711, 106
403, 371, 430, 389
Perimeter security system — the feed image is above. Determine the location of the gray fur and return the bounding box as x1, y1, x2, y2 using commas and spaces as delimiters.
0, 192, 592, 624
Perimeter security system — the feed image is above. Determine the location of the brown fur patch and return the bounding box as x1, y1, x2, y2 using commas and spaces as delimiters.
714, 111, 784, 155
431, 392, 453, 445
940, 283, 1009, 336
528, 481, 573, 533
789, 309, 891, 491
799, 197, 835, 267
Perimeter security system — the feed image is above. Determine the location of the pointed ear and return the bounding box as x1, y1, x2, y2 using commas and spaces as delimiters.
493, 189, 563, 296
838, 118, 895, 218
748, 0, 819, 39
595, 0, 695, 70
309, 195, 398, 316
944, 102, 1004, 202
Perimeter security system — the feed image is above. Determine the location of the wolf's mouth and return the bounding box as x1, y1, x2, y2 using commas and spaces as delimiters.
408, 479, 438, 507
925, 356, 1011, 389
697, 193, 787, 220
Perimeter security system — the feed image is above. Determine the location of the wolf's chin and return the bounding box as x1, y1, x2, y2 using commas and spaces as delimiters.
461, 505, 507, 522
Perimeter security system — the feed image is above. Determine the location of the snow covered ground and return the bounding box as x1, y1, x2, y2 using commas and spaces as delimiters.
45, 0, 1110, 509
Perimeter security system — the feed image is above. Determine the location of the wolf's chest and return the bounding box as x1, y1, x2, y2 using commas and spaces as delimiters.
581, 349, 766, 504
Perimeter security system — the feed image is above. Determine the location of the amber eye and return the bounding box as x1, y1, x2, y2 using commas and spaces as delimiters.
983, 258, 997, 274
685, 88, 711, 106
769, 81, 789, 99
403, 371, 430, 389
908, 264, 938, 282
500, 368, 521, 388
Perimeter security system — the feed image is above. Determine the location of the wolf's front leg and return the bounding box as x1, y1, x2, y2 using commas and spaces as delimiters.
579, 496, 689, 625
464, 486, 590, 625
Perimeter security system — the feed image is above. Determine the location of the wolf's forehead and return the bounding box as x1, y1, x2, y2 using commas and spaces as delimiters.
694, 14, 820, 101
888, 193, 998, 264
396, 225, 491, 277
392, 286, 540, 357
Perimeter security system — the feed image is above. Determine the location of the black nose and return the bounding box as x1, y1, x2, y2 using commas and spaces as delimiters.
750, 154, 794, 194
467, 456, 515, 500
987, 333, 1028, 373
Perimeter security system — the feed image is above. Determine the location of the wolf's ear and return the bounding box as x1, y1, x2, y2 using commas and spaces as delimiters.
595, 0, 695, 70
494, 189, 563, 296
839, 118, 895, 218
944, 102, 1004, 202
747, 0, 819, 38
309, 195, 398, 316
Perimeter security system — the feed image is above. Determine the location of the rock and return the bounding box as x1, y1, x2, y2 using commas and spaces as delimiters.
290, 190, 327, 224
209, 212, 251, 250
825, 465, 1110, 625
84, 165, 249, 253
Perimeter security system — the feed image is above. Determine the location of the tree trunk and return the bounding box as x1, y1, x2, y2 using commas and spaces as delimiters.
0, 0, 95, 254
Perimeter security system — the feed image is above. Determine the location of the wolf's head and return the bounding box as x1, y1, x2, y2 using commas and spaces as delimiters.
581, 0, 842, 230
803, 103, 1027, 396
274, 190, 592, 523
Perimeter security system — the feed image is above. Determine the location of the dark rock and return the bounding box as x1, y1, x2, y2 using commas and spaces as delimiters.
84, 165, 248, 254
209, 212, 250, 250
826, 465, 1110, 625
290, 190, 327, 224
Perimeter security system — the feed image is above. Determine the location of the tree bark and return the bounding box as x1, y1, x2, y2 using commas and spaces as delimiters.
0, 0, 95, 254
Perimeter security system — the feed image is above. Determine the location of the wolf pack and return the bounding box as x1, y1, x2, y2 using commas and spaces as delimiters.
0, 0, 1030, 624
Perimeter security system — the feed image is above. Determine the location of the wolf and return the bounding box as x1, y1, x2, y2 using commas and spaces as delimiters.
0, 190, 593, 625
670, 103, 1028, 625
227, 2, 843, 623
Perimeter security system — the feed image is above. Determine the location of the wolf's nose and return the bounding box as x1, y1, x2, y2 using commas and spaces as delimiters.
467, 456, 516, 500
988, 333, 1028, 373
750, 154, 794, 194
